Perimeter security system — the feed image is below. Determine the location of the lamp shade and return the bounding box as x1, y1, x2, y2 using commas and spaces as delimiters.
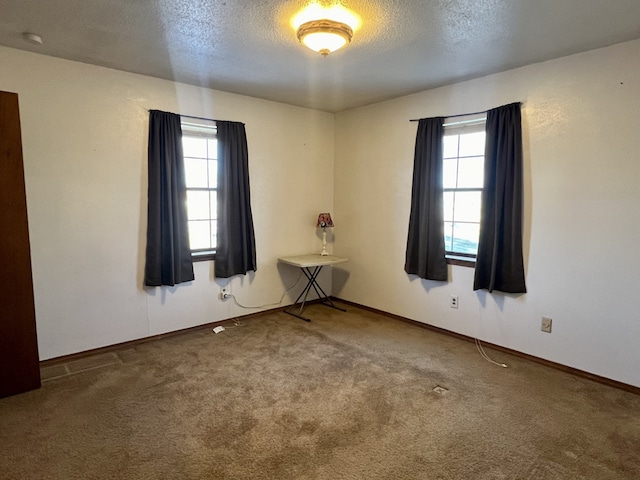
317, 213, 334, 228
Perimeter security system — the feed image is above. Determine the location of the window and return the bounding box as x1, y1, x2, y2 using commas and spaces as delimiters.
182, 121, 218, 261
442, 116, 486, 260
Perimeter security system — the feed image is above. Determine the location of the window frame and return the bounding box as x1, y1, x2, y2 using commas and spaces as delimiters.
181, 120, 218, 262
442, 115, 487, 267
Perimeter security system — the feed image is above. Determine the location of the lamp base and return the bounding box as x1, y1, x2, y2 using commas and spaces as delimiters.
320, 229, 329, 255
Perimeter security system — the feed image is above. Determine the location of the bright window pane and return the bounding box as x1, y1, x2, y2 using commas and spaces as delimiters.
207, 138, 218, 158
443, 135, 459, 159
210, 220, 217, 248
184, 158, 208, 188
182, 137, 207, 159
443, 192, 454, 222
443, 158, 457, 189
209, 192, 217, 220
452, 191, 481, 223
182, 128, 217, 254
188, 220, 211, 250
442, 126, 485, 256
457, 157, 484, 188
458, 131, 485, 157
444, 222, 453, 251
208, 160, 218, 188
187, 191, 210, 220
452, 222, 479, 254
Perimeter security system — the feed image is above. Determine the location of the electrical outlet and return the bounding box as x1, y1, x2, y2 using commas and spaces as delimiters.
541, 316, 552, 333
450, 295, 459, 309
220, 288, 231, 300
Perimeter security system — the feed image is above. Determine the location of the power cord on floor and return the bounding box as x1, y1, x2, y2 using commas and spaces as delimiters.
475, 337, 508, 368
221, 317, 244, 328
225, 272, 304, 310
211, 317, 245, 336
474, 301, 508, 368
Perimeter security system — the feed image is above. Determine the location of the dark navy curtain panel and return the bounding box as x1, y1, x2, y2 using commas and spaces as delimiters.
473, 103, 527, 293
144, 110, 194, 287
404, 117, 448, 281
215, 121, 257, 279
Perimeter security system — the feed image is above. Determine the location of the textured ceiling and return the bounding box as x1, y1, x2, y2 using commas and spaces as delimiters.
1, 0, 640, 112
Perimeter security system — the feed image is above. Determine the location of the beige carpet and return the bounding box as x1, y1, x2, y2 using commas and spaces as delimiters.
1, 304, 639, 479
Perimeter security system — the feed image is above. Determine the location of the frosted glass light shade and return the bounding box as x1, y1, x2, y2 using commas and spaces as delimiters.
297, 19, 353, 56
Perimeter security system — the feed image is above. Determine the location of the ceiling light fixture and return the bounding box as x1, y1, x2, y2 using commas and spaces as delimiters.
293, 3, 359, 57
297, 19, 353, 56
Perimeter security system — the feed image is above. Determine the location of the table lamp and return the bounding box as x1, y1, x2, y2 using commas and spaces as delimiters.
316, 213, 334, 256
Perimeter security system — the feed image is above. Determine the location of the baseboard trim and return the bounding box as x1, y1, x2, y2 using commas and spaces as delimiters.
39, 303, 297, 367
40, 297, 639, 395
334, 298, 640, 396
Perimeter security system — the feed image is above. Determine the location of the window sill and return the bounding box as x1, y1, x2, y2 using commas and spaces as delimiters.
446, 255, 476, 268
192, 251, 216, 262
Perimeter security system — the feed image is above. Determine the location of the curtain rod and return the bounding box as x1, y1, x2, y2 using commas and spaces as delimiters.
147, 109, 234, 124
180, 113, 220, 123
181, 114, 245, 126
409, 102, 522, 122
409, 109, 487, 122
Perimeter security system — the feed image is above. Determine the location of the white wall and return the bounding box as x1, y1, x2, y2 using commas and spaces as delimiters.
0, 46, 335, 360
334, 39, 640, 388
3, 39, 639, 388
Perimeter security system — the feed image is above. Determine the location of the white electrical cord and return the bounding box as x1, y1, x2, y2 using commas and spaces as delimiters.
474, 300, 508, 368
221, 317, 244, 328
211, 317, 244, 335
474, 337, 508, 368
225, 272, 304, 310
